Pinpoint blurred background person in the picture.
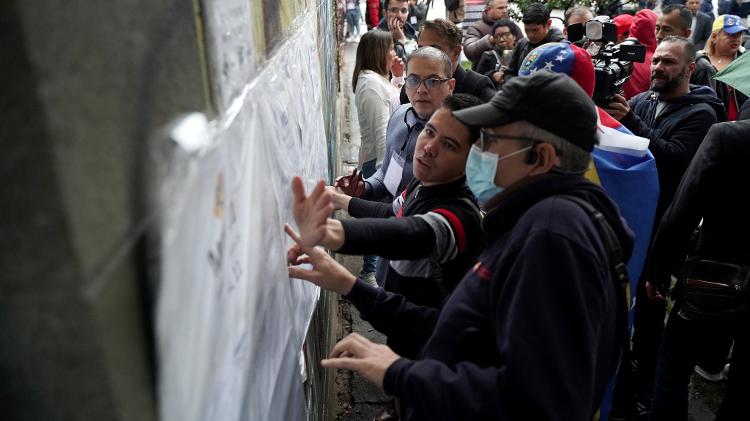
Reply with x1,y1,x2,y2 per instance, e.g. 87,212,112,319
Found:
695,15,749,121
564,6,594,40
462,0,509,68
475,19,522,88
505,2,564,80
685,0,713,49
345,0,363,42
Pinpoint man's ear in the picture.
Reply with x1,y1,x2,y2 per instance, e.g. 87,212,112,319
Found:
452,45,462,64
528,143,559,176
686,61,696,78
448,78,457,93
546,19,552,29
685,28,692,38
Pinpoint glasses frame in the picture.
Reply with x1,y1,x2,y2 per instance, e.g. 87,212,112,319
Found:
404,75,452,91
479,130,544,151
493,31,515,40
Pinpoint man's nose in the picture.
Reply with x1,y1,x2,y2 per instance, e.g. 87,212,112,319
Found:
423,139,437,155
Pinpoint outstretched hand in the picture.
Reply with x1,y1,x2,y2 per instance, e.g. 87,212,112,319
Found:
285,224,357,295
291,176,334,248
321,333,401,391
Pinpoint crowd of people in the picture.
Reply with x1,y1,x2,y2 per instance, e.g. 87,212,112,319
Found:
305,1,750,419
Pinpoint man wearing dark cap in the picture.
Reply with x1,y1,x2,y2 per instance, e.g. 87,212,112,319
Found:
287,72,634,420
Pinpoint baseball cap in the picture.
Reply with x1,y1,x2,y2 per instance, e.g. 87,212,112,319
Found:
452,72,598,152
712,15,749,34
613,14,635,38
518,41,595,97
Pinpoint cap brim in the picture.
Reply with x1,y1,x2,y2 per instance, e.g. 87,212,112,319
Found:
724,26,749,34
452,102,517,128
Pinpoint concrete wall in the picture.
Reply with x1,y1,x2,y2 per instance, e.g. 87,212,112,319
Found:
0,0,341,419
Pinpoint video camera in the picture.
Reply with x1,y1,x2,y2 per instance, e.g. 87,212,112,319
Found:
567,16,647,107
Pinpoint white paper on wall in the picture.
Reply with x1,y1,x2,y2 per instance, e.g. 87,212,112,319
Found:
156,11,329,421
201,0,257,113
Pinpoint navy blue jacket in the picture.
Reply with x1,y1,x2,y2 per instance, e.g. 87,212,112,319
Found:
621,85,724,221
346,174,634,420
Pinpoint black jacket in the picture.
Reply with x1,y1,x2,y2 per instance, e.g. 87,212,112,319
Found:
475,49,510,89
648,121,750,287
342,177,483,357
691,12,713,50
621,85,724,221
399,65,496,104
347,174,634,420
505,28,564,79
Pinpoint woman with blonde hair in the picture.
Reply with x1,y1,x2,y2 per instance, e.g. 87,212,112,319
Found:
695,15,749,120
351,29,403,284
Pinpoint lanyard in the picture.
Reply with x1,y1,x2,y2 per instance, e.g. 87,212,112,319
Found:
401,107,423,152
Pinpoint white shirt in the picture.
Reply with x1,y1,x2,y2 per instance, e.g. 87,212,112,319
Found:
354,70,402,168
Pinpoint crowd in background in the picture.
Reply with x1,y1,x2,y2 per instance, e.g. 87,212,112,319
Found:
309,1,750,420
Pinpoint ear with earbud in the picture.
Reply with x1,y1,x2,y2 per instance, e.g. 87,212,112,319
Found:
525,146,539,165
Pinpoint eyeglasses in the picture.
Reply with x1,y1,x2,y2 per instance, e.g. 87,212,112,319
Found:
479,130,544,151
404,75,451,90
494,32,514,40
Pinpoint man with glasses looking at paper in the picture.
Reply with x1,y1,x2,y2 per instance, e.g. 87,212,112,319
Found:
336,46,455,204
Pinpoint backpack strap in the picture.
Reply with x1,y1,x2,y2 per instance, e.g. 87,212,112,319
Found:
556,195,631,408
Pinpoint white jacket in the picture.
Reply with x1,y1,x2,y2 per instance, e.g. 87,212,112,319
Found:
354,70,402,168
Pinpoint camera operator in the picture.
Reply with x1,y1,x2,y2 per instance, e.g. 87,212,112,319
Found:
604,35,724,418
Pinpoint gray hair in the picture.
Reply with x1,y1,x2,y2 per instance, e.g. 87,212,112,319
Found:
565,6,594,22
407,46,453,78
517,121,593,173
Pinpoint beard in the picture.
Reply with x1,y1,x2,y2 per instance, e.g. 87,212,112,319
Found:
651,68,686,93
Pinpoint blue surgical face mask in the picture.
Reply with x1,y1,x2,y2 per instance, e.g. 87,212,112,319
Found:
466,144,532,207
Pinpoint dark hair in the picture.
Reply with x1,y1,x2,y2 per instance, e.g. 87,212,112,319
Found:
407,46,453,78
442,94,484,143
491,18,523,40
661,4,693,30
522,2,550,25
352,30,393,93
384,0,407,11
422,18,462,50
660,35,697,64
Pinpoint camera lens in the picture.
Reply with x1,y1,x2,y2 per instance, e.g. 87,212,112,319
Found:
585,20,603,41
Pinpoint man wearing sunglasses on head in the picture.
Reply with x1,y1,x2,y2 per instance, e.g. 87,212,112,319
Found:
336,47,455,205
289,72,634,420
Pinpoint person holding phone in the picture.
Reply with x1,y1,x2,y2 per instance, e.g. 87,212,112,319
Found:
475,19,522,88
